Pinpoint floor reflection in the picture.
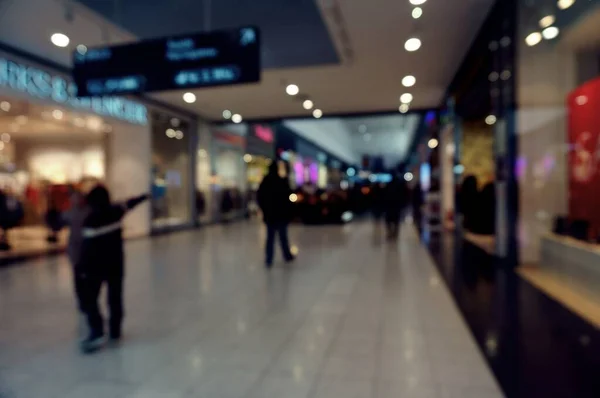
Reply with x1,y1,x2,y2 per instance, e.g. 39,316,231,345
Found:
425,230,600,398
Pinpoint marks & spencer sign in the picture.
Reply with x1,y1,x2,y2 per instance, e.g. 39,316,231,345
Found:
0,57,147,125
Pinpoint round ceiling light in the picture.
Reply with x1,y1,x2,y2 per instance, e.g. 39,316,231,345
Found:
542,26,560,40
166,128,176,138
409,0,427,5
222,110,232,119
358,124,367,134
404,37,422,52
557,0,575,10
525,32,542,47
402,75,416,87
175,130,184,140
400,93,413,103
313,109,323,119
286,84,299,96
428,138,439,149
485,115,497,125
0,101,10,112
412,7,423,19
52,109,63,120
51,33,70,47
539,15,555,29
303,99,314,110
232,114,243,123
183,92,196,103
1,133,10,143
399,104,410,113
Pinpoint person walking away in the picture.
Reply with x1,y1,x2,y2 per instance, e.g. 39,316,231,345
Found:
384,175,408,239
78,185,148,353
257,162,294,268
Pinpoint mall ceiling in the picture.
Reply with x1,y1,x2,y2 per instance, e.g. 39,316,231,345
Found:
0,0,495,121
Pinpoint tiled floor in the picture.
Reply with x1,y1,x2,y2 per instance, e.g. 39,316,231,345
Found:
0,221,503,398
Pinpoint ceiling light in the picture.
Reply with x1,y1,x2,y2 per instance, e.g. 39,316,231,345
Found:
73,117,86,127
170,118,180,127
232,114,243,123
399,104,410,113
405,37,422,52
412,7,423,19
542,26,560,40
222,110,232,119
539,15,555,28
243,154,253,163
76,44,87,55
0,101,10,112
557,0,575,10
166,128,176,138
303,100,314,110
51,33,70,47
525,32,542,46
175,130,184,140
404,172,414,182
52,109,63,120
359,124,367,134
409,0,427,5
485,115,497,125
402,75,416,87
313,109,323,119
400,93,413,103
183,92,196,103
428,138,439,149
286,84,299,96
15,115,28,124
1,133,10,143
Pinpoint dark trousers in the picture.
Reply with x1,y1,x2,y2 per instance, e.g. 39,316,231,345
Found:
386,211,402,239
80,273,124,338
266,223,293,265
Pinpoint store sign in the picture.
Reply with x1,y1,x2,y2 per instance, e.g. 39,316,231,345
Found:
254,125,274,143
72,26,260,96
0,57,148,125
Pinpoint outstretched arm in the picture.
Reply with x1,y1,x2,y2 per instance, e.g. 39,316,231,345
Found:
123,194,150,212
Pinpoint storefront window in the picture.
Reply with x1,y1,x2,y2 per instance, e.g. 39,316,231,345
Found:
517,0,600,262
150,112,192,229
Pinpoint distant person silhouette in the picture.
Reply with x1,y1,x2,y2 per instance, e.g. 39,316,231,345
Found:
257,162,294,268
78,185,148,353
384,175,408,239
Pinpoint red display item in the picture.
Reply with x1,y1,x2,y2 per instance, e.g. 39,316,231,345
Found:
567,76,600,238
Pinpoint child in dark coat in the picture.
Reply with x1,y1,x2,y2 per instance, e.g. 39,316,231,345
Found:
78,185,148,353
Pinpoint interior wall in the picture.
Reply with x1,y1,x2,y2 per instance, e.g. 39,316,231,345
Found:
13,135,105,183
106,122,151,238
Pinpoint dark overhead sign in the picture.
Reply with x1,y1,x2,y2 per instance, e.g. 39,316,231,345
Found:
72,26,261,96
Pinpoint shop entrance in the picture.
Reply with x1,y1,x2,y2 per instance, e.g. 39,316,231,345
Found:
0,97,110,251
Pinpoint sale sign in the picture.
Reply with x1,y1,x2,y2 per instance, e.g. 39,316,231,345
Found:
567,76,600,236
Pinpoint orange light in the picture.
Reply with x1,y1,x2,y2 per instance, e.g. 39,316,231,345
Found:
361,187,370,195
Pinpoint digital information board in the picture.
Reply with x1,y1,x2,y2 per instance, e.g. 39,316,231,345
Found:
72,26,260,96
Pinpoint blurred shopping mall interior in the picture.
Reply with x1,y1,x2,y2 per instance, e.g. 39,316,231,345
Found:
1,0,600,397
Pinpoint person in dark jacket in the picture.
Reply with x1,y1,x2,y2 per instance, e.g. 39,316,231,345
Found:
62,190,90,312
384,175,408,239
78,185,148,353
257,162,294,268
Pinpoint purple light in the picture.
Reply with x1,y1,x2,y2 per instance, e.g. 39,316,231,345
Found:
515,156,527,181
294,162,304,186
309,163,319,184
